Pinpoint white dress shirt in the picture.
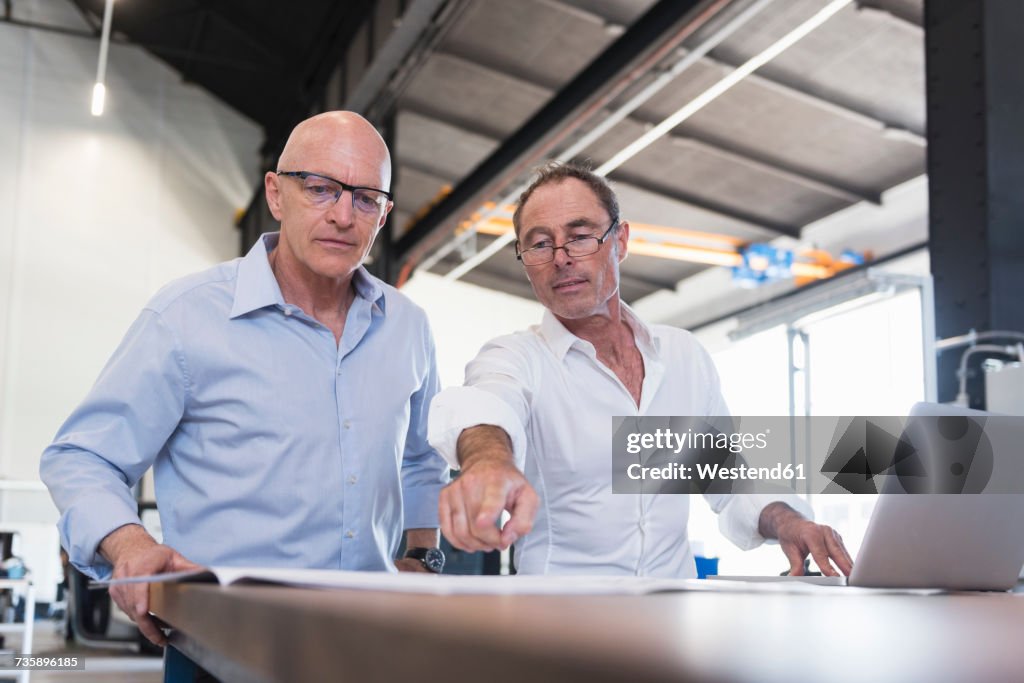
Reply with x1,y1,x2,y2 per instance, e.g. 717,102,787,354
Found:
429,305,812,577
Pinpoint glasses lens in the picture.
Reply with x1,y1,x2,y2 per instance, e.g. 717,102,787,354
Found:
352,189,388,215
564,236,599,257
518,247,549,265
302,175,342,206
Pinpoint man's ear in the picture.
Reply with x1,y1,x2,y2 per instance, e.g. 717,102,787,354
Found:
264,172,283,221
376,200,394,233
616,220,630,263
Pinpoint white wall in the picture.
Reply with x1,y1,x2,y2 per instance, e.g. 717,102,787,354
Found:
0,0,261,574
402,272,545,387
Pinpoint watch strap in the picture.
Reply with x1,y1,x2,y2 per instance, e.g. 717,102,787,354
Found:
404,547,444,573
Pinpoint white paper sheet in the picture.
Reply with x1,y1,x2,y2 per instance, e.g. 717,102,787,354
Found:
94,567,952,596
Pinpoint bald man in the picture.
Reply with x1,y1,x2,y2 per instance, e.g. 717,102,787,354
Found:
40,112,448,645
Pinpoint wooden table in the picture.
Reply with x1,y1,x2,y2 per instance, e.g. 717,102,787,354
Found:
150,581,1024,683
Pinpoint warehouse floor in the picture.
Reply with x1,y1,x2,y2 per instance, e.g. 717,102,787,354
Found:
2,620,161,683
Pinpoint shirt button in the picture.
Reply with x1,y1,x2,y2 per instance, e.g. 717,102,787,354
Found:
343,420,351,429
283,307,293,317
345,530,355,539
348,475,358,485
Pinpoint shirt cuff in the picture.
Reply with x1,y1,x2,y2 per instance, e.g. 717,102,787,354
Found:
717,493,815,551
59,497,143,581
428,386,527,470
403,482,444,530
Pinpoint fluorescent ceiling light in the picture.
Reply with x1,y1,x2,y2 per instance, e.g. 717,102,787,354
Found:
596,0,853,175
90,82,106,117
91,0,115,117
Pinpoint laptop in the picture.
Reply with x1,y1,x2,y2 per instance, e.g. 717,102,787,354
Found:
721,402,1024,591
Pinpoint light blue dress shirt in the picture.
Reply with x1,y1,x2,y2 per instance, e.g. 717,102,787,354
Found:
41,233,448,579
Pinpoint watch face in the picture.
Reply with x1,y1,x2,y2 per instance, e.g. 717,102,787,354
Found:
424,547,445,573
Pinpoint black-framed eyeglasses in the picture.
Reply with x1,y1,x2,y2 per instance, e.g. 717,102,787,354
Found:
277,170,393,216
515,220,619,267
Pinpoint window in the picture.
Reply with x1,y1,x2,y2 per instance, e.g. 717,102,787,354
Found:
690,271,933,575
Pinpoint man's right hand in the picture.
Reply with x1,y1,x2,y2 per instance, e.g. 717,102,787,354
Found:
439,425,539,552
99,524,201,646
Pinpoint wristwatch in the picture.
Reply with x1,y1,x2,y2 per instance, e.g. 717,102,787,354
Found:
404,547,445,574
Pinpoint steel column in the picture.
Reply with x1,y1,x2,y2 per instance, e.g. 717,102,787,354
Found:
925,0,1024,406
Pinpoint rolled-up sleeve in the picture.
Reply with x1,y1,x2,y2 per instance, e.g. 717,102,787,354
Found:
705,492,815,551
428,339,533,470
400,326,450,530
696,341,815,550
39,309,188,580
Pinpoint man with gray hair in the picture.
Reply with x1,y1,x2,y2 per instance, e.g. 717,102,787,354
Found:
429,162,852,577
41,112,448,645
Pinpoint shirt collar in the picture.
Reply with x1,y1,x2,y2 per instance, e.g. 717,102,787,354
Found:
538,301,661,362
230,232,386,319
230,233,284,318
352,264,386,316
622,303,661,357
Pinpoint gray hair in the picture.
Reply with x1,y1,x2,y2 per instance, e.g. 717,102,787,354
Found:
512,162,620,236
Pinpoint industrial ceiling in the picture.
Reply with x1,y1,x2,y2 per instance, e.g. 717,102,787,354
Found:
50,0,926,306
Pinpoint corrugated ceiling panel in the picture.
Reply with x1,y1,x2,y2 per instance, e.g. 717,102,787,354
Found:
440,0,618,88
400,53,550,139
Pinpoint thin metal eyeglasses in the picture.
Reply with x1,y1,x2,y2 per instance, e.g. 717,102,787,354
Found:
515,220,619,266
277,170,393,216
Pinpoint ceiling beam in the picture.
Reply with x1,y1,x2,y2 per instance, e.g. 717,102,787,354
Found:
534,0,612,25
262,0,375,156
449,261,677,301
345,0,450,116
397,158,461,185
855,1,922,29
181,8,210,83
615,269,680,294
197,0,284,62
413,97,880,205
66,0,100,33
393,0,733,275
3,8,268,72
668,135,881,204
399,94,515,143
609,169,804,238
398,53,881,206
0,13,94,38
540,0,638,30
702,53,927,143
397,105,817,237
454,268,538,302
